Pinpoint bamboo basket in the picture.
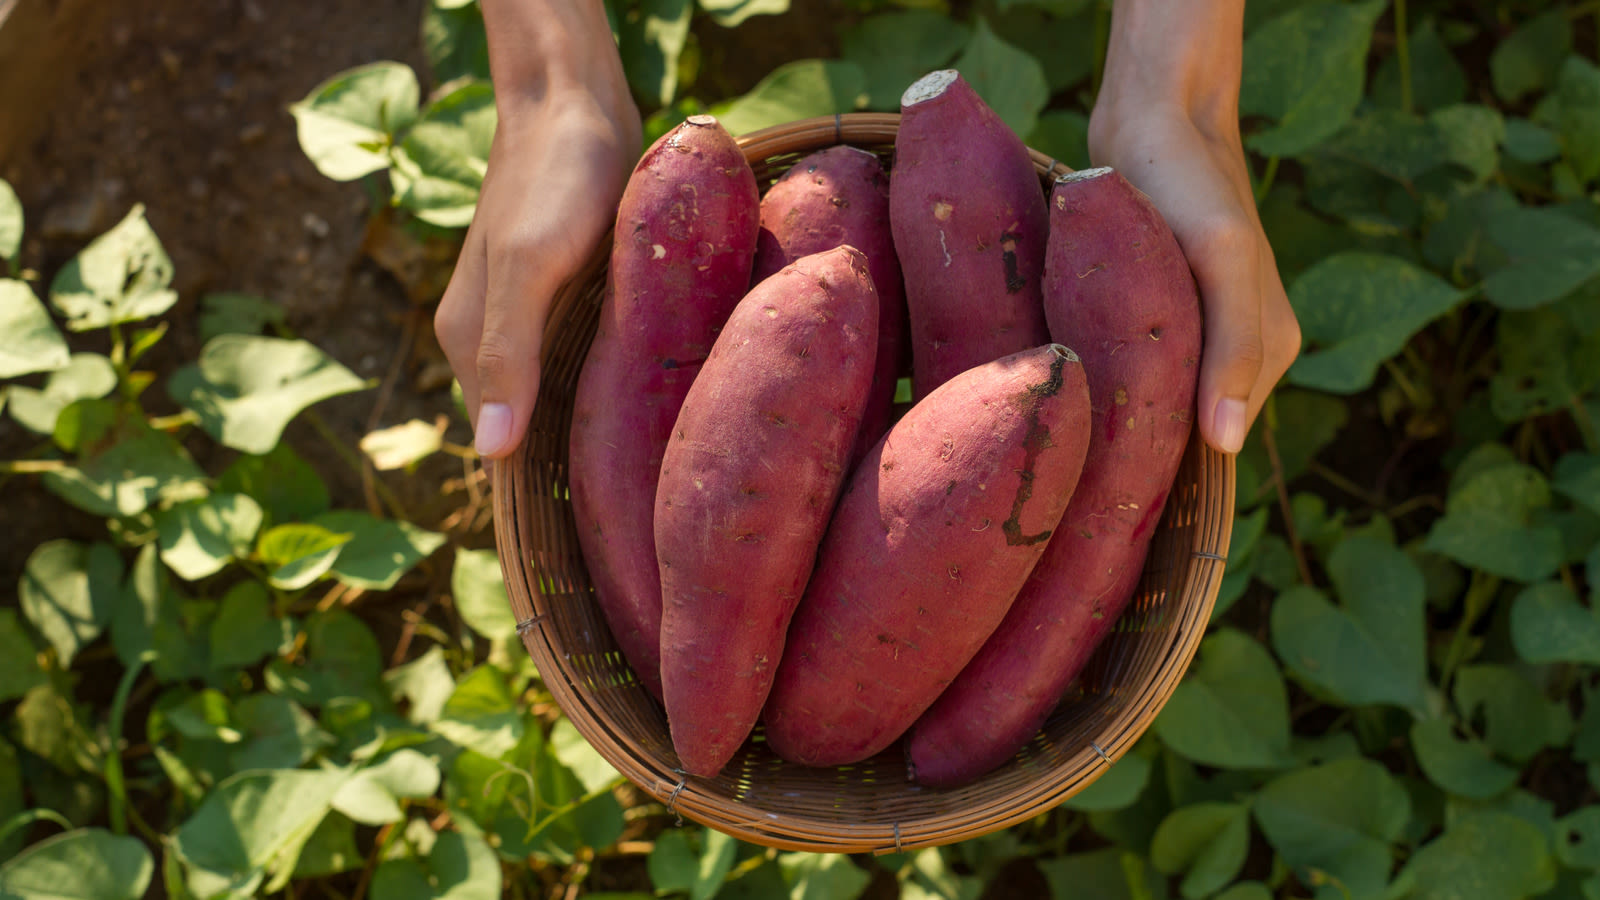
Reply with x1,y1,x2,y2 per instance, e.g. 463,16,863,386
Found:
490,113,1234,855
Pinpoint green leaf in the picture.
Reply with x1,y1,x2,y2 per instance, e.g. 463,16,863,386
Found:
18,539,121,667
1489,9,1573,105
1410,718,1521,800
0,611,46,703
218,440,331,527
1026,110,1091,171
1149,802,1251,899
1254,758,1411,900
1398,813,1557,900
1510,581,1600,666
1153,629,1295,769
1557,452,1600,518
1504,118,1563,165
1270,536,1428,712
1239,0,1384,157
313,510,447,591
360,418,444,470
229,694,335,772
47,204,177,331
647,829,697,895
779,852,872,900
452,546,516,642
1423,460,1566,582
711,59,866,137
169,334,368,455
987,4,1096,94
0,828,153,899
291,61,420,181
1286,252,1467,393
1213,885,1273,900
264,609,386,708
1432,104,1506,183
385,646,456,726
1371,18,1467,113
1559,57,1600,185
257,523,352,591
391,81,497,229
331,749,441,825
696,0,787,28
1557,807,1600,869
1038,847,1168,900
550,718,622,795
209,581,292,670
1453,664,1572,763
51,397,118,455
156,493,265,582
0,279,69,379
840,11,970,110
422,0,490,84
431,664,523,758
1318,109,1450,181
1482,206,1600,311
113,544,209,682
369,829,500,900
1062,750,1154,812
950,17,1050,138
198,292,286,343
618,0,692,108
165,688,240,743
7,352,116,435
172,768,350,898
0,178,20,269
1489,299,1600,422
292,813,362,879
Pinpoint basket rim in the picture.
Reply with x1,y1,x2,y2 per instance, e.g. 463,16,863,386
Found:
489,111,1235,854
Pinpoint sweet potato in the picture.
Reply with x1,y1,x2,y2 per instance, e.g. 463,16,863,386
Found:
905,167,1201,789
761,343,1092,768
655,245,880,777
568,115,760,701
890,69,1051,400
753,145,907,464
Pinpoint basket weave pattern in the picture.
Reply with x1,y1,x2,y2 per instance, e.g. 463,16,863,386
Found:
491,113,1235,854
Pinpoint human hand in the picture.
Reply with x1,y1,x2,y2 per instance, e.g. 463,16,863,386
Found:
434,3,641,459
1088,0,1301,455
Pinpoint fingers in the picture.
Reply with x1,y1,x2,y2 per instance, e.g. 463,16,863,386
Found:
1184,212,1267,455
473,225,559,459
435,221,489,428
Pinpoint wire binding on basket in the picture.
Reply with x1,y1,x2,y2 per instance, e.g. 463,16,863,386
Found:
488,111,1236,856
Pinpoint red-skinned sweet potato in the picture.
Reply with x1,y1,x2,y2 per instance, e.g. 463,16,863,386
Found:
761,343,1092,768
656,245,880,778
890,69,1051,400
568,115,760,701
753,146,907,464
905,166,1201,789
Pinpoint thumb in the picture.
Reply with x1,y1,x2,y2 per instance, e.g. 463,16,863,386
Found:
1187,220,1265,456
472,244,554,459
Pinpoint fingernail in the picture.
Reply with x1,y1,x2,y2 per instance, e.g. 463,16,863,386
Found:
475,403,513,457
1213,397,1248,455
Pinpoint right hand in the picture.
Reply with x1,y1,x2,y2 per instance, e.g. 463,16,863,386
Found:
435,80,641,459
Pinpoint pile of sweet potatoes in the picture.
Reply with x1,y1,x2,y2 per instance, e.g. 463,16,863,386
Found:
566,72,1201,788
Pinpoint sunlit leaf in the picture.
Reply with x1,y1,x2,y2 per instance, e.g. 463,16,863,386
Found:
256,523,351,590
156,493,265,582
391,81,497,228
169,334,368,455
384,646,455,726
369,829,500,900
0,178,21,269
18,539,121,667
0,828,153,900
331,749,441,825
840,11,970,110
452,546,516,642
0,279,69,378
696,0,787,28
360,418,444,470
7,352,117,435
291,61,419,181
314,510,446,591
779,851,873,900
48,204,177,331
619,0,693,108
431,664,522,758
172,768,350,898
711,59,866,136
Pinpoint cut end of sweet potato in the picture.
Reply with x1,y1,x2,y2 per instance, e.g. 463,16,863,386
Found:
1056,166,1114,185
902,69,960,107
1047,343,1079,363
685,114,719,127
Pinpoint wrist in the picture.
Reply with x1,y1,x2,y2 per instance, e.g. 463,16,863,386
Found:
481,0,633,123
1089,0,1245,156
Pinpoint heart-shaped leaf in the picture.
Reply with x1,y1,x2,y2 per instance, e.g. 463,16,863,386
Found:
1254,757,1409,900
1454,664,1573,763
0,828,153,900
1287,252,1467,393
390,81,496,228
264,609,385,709
1270,536,1428,712
1511,581,1600,665
1560,57,1600,185
257,523,352,591
711,59,866,136
618,0,693,108
451,546,516,642
1482,206,1600,311
209,581,293,671
369,829,500,900
291,61,419,181
1371,19,1467,113
228,694,335,773
1153,629,1295,770
7,352,117,435
1422,460,1566,583
156,493,265,582
18,539,121,667
0,279,69,379
384,646,455,726
1411,718,1521,800
113,544,209,682
48,204,177,331
198,292,287,343
172,768,351,898
169,334,368,455
951,17,1050,138
218,440,331,527
1240,0,1385,157
1398,813,1557,900
1150,802,1251,899
1489,9,1572,104
332,749,441,825
840,11,970,111
43,425,208,519
431,664,523,759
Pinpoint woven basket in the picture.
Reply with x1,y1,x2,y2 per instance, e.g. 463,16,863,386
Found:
490,113,1234,855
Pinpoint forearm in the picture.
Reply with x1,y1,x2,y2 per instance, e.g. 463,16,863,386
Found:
1090,0,1245,150
480,0,629,117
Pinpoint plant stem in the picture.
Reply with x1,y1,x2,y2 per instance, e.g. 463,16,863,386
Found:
105,655,150,836
302,409,411,521
147,410,200,431
0,459,67,474
1571,393,1600,453
0,809,75,847
1254,155,1281,205
1395,0,1413,114
1262,424,1316,586
1440,571,1502,693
